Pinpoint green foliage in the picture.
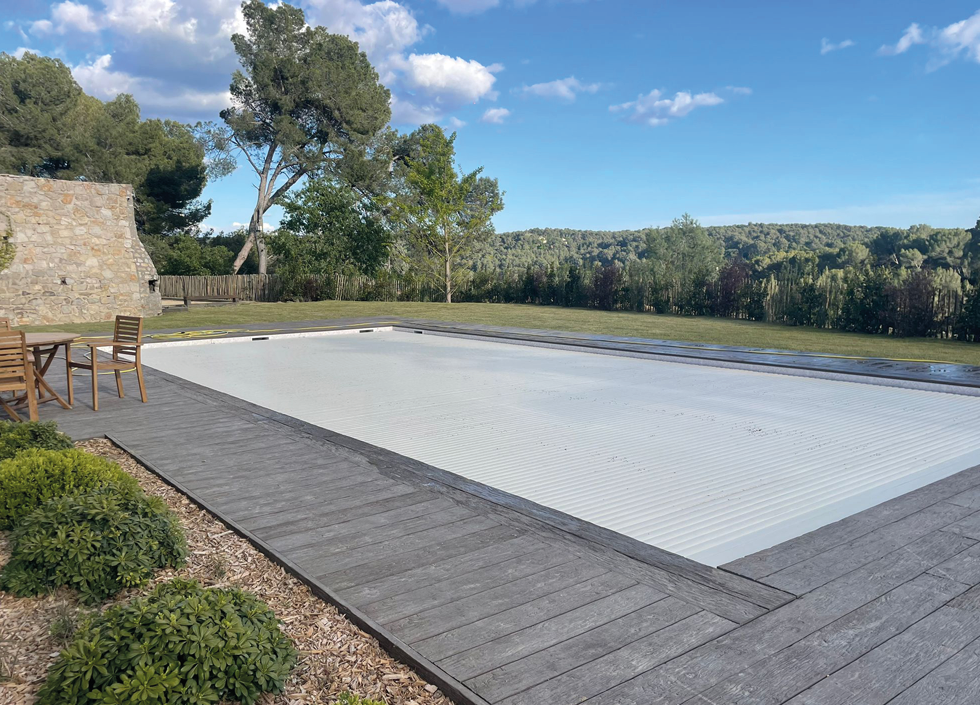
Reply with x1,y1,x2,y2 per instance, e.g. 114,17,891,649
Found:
0,489,187,603
0,420,73,461
0,52,211,238
0,449,139,530
335,694,385,705
0,211,15,274
271,177,390,297
204,0,392,273
38,579,296,705
386,125,504,302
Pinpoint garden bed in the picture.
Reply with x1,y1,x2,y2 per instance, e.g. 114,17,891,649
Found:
0,438,453,705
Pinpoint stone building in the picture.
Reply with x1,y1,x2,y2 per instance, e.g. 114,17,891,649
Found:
0,174,161,325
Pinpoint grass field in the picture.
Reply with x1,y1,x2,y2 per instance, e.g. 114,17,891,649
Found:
23,300,980,366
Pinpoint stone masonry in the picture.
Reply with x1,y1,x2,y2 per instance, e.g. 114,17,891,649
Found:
0,174,162,325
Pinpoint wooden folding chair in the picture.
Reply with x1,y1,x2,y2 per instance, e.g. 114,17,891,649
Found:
0,318,10,331
67,315,147,412
0,331,38,422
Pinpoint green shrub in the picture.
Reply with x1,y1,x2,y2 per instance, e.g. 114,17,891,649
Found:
0,421,73,461
0,448,139,529
38,579,296,705
0,489,187,603
335,694,386,705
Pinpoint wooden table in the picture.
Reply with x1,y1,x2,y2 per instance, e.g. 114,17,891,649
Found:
24,332,79,409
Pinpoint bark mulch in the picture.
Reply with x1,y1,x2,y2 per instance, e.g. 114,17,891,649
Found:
0,439,454,705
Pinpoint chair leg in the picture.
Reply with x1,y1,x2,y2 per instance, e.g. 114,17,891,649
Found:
25,367,38,422
0,398,22,422
136,363,147,403
66,344,74,407
115,370,124,398
91,357,99,412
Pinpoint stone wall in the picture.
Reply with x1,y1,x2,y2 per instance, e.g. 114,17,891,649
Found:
0,174,162,325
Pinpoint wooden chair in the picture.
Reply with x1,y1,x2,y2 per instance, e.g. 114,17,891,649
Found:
0,331,38,422
0,318,10,331
67,316,147,411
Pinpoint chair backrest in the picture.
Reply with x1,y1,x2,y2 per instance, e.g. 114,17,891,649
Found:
0,318,10,331
113,316,143,358
0,331,30,390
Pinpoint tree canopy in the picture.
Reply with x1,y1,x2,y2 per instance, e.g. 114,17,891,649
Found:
385,125,504,303
202,0,392,274
0,52,210,237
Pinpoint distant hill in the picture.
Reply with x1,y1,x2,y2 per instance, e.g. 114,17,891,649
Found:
470,223,888,271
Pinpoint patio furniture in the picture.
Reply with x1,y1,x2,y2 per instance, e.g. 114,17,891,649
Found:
0,318,10,331
0,331,38,422
67,316,147,411
24,332,79,410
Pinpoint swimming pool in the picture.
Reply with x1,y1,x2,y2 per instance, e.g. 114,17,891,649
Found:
141,328,980,566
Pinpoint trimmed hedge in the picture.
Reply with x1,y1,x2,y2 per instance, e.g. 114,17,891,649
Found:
0,420,73,461
0,448,139,529
0,489,187,603
38,579,296,705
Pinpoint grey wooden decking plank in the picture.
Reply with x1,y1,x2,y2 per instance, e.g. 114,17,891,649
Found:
318,524,525,591
338,535,548,606
417,572,640,662
467,596,700,702
761,502,975,595
215,477,399,519
498,611,735,705
240,483,420,532
176,453,364,490
298,515,501,576
582,529,979,705
387,559,609,644
886,637,980,705
784,602,980,705
943,512,980,541
288,505,479,563
724,465,980,580
365,547,580,625
681,572,968,705
930,543,980,586
254,490,440,541
442,583,668,681
265,497,458,551
948,485,980,510
199,465,378,504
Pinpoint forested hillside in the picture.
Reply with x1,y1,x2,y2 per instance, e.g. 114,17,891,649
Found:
471,223,892,271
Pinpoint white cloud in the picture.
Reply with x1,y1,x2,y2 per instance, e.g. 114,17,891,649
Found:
11,47,33,59
233,220,277,232
820,37,855,54
518,76,602,101
879,23,925,56
29,19,54,35
480,107,511,124
396,53,501,103
726,85,752,95
879,12,980,69
610,89,724,127
446,116,467,128
71,53,230,114
51,1,100,33
435,0,500,14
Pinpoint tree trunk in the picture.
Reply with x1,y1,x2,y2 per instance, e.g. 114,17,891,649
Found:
231,201,266,274
444,233,452,304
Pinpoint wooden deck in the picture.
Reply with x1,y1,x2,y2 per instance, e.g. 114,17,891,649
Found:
35,322,980,705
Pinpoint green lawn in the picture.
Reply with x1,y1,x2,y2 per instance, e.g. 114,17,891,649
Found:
22,300,980,366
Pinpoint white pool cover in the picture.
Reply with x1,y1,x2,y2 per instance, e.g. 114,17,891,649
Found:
142,330,980,566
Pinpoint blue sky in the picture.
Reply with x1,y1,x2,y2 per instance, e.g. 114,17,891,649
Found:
3,0,980,233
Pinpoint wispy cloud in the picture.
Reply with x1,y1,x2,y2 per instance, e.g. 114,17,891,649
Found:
517,76,603,101
820,37,855,54
879,11,980,70
610,89,725,127
481,107,511,124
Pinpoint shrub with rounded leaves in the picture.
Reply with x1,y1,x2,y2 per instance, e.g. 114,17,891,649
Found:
0,489,187,603
38,579,297,705
0,448,139,529
0,420,73,460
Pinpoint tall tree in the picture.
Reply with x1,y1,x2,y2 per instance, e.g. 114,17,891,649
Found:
0,52,210,237
386,125,504,303
643,214,723,286
205,0,391,274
